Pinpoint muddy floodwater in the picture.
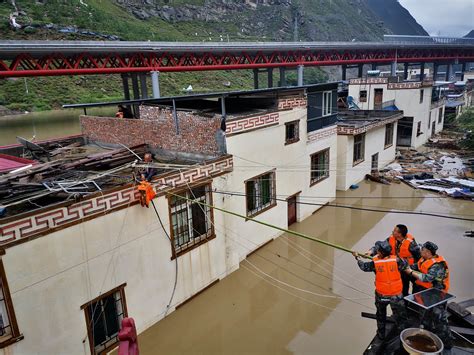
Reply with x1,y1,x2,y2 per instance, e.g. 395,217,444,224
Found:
0,108,115,145
135,181,473,354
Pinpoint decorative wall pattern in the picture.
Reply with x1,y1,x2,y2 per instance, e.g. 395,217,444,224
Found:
226,112,279,137
306,125,337,143
0,156,233,248
337,115,402,135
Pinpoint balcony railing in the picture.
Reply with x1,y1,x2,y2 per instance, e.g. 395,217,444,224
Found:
307,114,337,133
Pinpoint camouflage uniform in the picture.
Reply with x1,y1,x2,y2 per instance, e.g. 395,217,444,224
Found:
357,258,408,339
411,261,452,348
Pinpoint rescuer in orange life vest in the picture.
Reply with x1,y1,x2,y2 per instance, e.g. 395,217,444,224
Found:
404,241,452,349
367,224,421,296
354,241,408,340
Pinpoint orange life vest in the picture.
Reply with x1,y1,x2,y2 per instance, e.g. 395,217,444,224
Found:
415,255,450,291
137,180,156,207
373,255,403,296
388,233,415,265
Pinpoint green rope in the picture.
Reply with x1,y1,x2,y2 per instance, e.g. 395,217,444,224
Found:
166,191,372,260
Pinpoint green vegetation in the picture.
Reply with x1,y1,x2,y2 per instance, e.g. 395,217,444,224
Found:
458,108,474,150
0,0,382,111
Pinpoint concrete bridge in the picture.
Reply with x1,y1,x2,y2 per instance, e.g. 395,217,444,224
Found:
1,35,473,98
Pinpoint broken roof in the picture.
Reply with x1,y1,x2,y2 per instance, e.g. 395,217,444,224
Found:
337,110,403,135
0,136,205,218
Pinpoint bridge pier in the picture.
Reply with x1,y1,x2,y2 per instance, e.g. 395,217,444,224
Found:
131,73,141,118
140,74,148,99
446,63,454,81
342,65,347,81
279,67,287,87
297,65,304,86
433,63,439,81
419,62,425,81
460,62,466,81
121,73,131,101
404,63,409,80
267,68,273,88
390,61,397,77
253,69,259,89
151,71,161,98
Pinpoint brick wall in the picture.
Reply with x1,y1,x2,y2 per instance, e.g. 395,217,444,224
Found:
80,106,222,156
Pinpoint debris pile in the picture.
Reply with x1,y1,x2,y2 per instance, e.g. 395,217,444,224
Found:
378,146,474,199
0,138,148,217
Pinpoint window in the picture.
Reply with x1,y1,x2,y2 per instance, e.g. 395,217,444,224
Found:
359,90,367,102
82,284,127,355
428,112,431,128
310,149,330,185
419,89,424,104
438,107,443,123
285,120,300,145
322,91,332,116
416,121,422,136
353,133,365,165
0,259,22,348
246,171,276,217
384,123,394,148
169,184,215,257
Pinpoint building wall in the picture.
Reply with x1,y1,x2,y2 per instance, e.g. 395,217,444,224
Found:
80,107,221,156
1,177,233,355
348,83,432,148
224,107,337,261
336,123,398,191
429,104,446,136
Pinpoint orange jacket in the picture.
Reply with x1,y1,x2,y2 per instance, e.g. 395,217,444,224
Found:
373,255,403,296
138,181,156,207
388,233,415,265
415,255,450,291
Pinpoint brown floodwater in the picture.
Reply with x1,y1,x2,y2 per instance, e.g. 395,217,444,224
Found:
0,108,115,146
134,181,474,354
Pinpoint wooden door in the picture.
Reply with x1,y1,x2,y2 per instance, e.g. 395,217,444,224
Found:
287,196,297,226
371,153,379,174
374,89,383,109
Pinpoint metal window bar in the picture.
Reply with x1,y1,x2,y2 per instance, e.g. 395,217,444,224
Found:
247,173,275,216
89,291,125,354
0,282,12,337
170,186,213,254
311,150,330,183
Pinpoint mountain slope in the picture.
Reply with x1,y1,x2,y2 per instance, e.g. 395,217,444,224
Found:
0,0,425,112
464,30,474,38
366,0,428,36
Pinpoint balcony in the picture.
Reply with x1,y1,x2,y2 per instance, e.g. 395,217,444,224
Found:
307,114,337,132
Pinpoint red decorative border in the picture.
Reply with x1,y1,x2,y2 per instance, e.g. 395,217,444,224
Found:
307,126,337,143
0,156,233,248
278,97,307,110
226,112,279,137
337,114,402,136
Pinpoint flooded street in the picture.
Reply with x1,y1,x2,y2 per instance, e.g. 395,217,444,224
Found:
137,181,473,354
0,108,114,145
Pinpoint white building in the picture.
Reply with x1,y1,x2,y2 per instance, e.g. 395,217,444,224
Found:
348,78,445,149
0,84,340,354
336,110,402,191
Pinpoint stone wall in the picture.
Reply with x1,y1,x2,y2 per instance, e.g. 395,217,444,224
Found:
80,105,222,156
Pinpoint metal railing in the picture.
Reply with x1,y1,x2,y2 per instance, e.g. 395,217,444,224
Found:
384,35,474,45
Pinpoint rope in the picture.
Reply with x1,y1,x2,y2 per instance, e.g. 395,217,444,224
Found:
163,188,372,259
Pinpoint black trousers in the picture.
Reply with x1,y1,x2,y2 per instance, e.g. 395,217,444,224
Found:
401,271,411,297
375,292,408,339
